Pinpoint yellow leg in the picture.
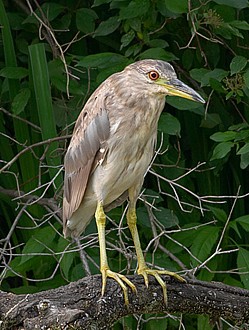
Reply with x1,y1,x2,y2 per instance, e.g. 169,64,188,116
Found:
127,206,185,305
95,202,136,305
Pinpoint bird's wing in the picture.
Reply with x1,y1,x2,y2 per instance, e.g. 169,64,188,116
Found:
63,90,110,228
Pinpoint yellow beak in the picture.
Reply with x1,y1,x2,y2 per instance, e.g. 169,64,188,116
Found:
158,78,205,103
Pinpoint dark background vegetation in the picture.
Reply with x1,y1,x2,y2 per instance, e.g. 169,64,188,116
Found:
0,0,249,328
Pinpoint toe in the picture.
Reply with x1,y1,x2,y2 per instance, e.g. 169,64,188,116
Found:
153,272,167,305
101,270,107,296
111,272,129,305
101,269,137,305
119,274,137,293
138,269,149,287
158,270,186,283
138,268,185,306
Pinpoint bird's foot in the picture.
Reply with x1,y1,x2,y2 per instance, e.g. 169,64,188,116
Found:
101,268,137,305
138,267,186,305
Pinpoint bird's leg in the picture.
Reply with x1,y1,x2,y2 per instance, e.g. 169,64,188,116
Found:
95,201,136,305
127,203,185,305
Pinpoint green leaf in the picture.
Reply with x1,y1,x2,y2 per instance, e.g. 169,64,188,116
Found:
77,53,128,69
19,226,57,265
164,0,188,13
210,131,237,142
225,90,234,100
128,18,141,32
229,221,241,238
11,88,31,115
200,113,222,129
237,248,249,289
233,215,249,232
120,30,135,49
40,2,65,21
0,0,38,193
243,69,249,89
125,44,142,57
139,48,178,61
7,12,26,30
207,206,227,222
240,152,249,169
229,123,249,131
0,66,28,79
210,141,234,161
76,8,98,33
230,56,248,75
230,20,249,30
70,263,85,281
213,0,248,9
55,13,71,30
29,43,62,187
234,130,249,142
119,0,150,19
166,96,203,110
58,237,75,280
201,69,229,87
154,207,179,228
191,226,219,267
158,113,181,136
237,143,249,155
23,2,65,23
137,207,150,228
209,78,226,93
190,68,209,83
147,39,169,48
197,315,213,330
93,0,111,6
95,16,120,36
96,63,128,83
218,22,244,39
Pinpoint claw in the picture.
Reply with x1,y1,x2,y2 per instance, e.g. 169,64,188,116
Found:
138,268,185,305
101,268,137,305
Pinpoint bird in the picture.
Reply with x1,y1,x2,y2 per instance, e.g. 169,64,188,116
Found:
63,59,205,305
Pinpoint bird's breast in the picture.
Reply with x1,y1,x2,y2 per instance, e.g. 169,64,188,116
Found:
91,93,165,204
93,132,156,205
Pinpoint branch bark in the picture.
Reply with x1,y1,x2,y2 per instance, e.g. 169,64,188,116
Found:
1,275,249,329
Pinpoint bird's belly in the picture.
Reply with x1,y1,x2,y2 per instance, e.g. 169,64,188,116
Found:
92,135,155,205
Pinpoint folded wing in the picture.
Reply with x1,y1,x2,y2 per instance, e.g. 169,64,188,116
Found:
63,93,110,232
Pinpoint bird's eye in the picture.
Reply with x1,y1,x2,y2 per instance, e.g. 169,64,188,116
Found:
148,71,159,80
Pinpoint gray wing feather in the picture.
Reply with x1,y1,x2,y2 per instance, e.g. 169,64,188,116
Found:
63,93,110,230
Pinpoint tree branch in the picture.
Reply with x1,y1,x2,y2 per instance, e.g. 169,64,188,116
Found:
1,275,249,329
0,186,61,217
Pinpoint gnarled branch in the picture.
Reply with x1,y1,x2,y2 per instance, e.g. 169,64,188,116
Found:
1,275,249,329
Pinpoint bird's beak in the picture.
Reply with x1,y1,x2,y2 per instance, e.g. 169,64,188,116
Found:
158,78,205,103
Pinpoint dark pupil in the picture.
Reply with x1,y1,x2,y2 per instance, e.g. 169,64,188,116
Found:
151,72,157,79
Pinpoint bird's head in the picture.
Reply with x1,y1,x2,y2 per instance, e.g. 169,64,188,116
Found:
125,59,205,104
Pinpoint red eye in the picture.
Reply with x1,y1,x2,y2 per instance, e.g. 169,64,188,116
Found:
148,71,159,80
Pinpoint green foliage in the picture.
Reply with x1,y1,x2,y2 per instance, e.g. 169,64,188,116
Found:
158,113,181,136
190,226,220,267
230,55,248,75
0,0,249,328
29,43,63,186
237,248,249,289
210,123,249,168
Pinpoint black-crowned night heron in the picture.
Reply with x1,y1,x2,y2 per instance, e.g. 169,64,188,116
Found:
63,59,205,305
